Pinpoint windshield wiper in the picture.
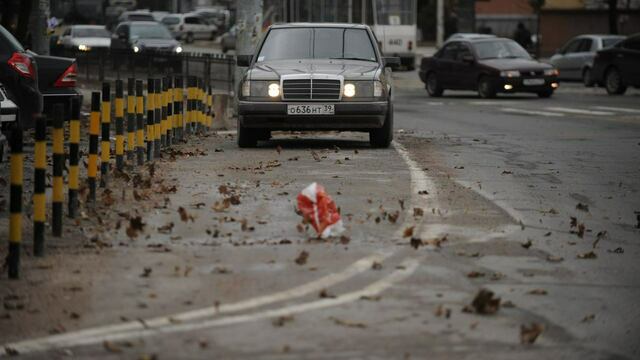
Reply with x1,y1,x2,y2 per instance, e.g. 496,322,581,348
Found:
329,57,376,62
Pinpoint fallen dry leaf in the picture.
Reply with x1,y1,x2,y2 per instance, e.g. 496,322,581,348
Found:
581,314,595,323
577,251,597,259
294,250,309,265
521,240,532,249
464,289,500,315
178,207,194,222
520,323,544,344
403,226,414,238
576,203,589,212
467,271,485,278
126,216,145,238
413,208,424,217
140,267,152,278
272,315,294,327
339,235,351,245
158,222,174,234
329,316,367,329
103,341,122,353
319,289,336,298
410,237,422,249
527,289,548,295
546,255,564,263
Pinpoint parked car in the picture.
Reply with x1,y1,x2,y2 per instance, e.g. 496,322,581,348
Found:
111,21,183,54
419,37,559,98
108,10,156,31
0,83,19,161
57,25,111,53
161,13,218,43
591,33,640,95
445,33,496,43
0,25,78,129
237,23,399,148
220,25,236,53
549,34,625,86
193,7,231,32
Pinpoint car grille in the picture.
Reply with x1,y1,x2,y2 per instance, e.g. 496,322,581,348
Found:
522,70,544,77
282,79,341,101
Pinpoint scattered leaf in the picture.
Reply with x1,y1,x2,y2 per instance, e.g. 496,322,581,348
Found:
319,289,336,298
546,255,564,263
520,323,544,344
521,240,532,249
140,267,152,278
294,250,309,265
178,207,195,222
576,203,589,212
464,289,500,315
410,237,422,249
467,271,485,278
126,216,145,238
577,251,597,259
581,314,595,323
158,222,174,234
403,226,414,238
272,315,294,327
413,208,424,217
527,289,548,295
329,316,366,329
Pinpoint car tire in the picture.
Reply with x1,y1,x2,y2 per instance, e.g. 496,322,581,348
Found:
537,89,554,98
222,47,228,54
478,76,496,99
582,68,595,87
210,31,216,41
237,116,257,148
370,103,393,148
605,67,627,95
186,33,194,44
426,72,443,97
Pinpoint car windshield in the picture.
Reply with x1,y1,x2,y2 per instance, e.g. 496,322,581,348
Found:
130,24,173,40
74,28,110,38
128,14,155,21
161,16,180,25
257,28,377,62
473,40,531,60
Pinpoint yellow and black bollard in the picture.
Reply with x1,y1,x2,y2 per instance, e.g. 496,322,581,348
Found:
88,92,100,201
174,76,183,141
208,85,214,129
154,78,161,157
146,78,155,162
161,77,168,147
33,115,46,255
187,76,195,135
127,78,136,163
196,78,203,133
115,79,124,171
166,77,173,146
68,97,81,218
100,82,111,187
52,104,65,237
7,126,23,278
136,80,145,166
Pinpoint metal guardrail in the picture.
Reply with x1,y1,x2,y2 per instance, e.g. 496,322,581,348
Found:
55,48,235,93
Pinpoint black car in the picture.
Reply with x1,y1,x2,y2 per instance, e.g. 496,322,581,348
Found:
236,23,399,148
419,37,559,98
0,25,78,129
111,21,183,69
592,33,640,95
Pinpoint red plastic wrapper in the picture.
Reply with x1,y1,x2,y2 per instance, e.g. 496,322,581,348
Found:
297,182,344,238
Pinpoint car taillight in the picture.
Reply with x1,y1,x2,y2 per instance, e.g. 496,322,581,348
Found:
7,52,35,78
408,41,413,51
54,62,77,87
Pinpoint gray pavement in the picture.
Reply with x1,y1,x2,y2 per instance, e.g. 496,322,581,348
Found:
1,69,639,359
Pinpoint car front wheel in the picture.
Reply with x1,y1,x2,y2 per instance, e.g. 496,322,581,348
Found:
370,103,393,148
478,76,496,99
605,67,627,95
426,73,443,97
237,116,257,148
582,68,595,87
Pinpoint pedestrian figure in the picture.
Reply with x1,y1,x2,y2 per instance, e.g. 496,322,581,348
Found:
513,22,532,49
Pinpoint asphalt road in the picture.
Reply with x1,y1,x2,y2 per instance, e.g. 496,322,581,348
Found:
1,71,639,359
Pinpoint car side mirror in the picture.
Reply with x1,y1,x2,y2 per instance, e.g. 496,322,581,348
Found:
237,54,253,67
462,54,475,63
383,57,401,68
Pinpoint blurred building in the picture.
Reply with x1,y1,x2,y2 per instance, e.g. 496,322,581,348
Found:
475,0,536,38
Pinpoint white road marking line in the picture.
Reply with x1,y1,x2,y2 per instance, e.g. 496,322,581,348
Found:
393,142,440,238
1,252,392,354
4,259,419,355
427,102,444,106
501,108,564,117
593,106,640,114
545,107,615,116
469,101,505,106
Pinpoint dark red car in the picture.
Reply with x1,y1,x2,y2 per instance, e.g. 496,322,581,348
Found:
592,33,640,95
419,37,559,98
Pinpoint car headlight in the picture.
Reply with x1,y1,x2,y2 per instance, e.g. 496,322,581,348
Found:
133,45,141,53
544,68,559,76
500,70,521,78
268,83,280,97
241,80,251,97
78,44,90,51
175,46,183,54
343,83,356,97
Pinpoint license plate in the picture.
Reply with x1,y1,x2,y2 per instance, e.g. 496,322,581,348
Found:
287,104,335,115
523,78,545,86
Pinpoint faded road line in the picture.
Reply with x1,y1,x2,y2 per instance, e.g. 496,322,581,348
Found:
545,107,615,116
593,106,640,114
3,258,419,355
502,108,565,117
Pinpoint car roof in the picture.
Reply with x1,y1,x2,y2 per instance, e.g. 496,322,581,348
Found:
72,25,106,29
450,36,512,44
270,22,369,29
118,21,162,27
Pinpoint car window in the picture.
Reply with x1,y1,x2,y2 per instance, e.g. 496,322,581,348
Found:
0,25,25,54
63,28,71,36
563,39,582,54
602,37,624,48
185,17,199,25
473,40,530,60
162,16,180,25
439,43,458,60
116,25,129,38
128,14,154,21
578,39,593,52
257,28,377,62
457,44,473,61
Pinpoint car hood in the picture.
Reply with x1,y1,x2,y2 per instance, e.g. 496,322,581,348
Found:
134,38,179,49
248,60,380,81
478,58,552,71
71,37,111,48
